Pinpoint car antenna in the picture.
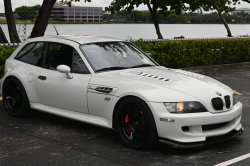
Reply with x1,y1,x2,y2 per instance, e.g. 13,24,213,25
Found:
53,25,59,35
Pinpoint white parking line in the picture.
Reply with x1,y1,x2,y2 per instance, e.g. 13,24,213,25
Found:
214,153,250,166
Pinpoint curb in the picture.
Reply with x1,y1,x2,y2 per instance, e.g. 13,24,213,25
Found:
180,62,250,73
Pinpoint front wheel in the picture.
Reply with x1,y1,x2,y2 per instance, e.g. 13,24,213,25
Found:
115,97,158,149
3,77,31,117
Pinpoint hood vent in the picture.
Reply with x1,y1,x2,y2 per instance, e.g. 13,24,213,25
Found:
138,72,169,81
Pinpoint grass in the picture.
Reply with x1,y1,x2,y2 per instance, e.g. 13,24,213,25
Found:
0,19,34,24
15,20,34,24
0,19,7,24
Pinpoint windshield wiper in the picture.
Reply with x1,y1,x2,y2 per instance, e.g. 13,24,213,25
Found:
130,64,154,68
95,67,128,72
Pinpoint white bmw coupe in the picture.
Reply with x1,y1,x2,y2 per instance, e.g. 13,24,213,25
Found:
0,35,244,149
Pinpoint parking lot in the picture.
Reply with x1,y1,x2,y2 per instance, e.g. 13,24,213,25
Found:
0,66,250,166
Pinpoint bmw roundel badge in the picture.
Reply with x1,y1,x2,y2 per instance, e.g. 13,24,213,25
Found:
216,91,222,96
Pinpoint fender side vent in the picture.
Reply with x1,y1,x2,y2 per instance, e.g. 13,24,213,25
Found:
95,87,113,93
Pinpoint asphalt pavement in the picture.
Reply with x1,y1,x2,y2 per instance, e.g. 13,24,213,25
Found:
1,66,250,166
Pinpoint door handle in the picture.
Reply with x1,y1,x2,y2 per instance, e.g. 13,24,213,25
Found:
38,76,46,80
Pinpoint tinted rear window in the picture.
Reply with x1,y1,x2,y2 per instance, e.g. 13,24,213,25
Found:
15,42,44,66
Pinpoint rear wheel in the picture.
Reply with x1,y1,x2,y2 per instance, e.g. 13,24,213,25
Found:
3,77,31,117
115,97,158,149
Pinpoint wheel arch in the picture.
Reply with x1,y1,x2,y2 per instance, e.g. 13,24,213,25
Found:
112,95,152,130
2,75,30,101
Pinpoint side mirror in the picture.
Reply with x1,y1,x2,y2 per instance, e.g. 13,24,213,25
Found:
56,65,73,79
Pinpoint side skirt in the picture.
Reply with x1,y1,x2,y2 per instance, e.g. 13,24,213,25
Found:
30,102,113,129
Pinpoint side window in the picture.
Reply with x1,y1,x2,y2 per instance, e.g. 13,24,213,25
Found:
72,50,90,74
46,43,73,70
46,43,90,74
15,42,44,66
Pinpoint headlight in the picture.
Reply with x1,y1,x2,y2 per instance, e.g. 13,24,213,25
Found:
233,93,239,105
164,102,208,113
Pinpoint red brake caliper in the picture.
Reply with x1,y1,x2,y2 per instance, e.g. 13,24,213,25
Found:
125,114,131,134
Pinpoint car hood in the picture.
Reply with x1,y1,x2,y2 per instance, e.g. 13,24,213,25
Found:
90,66,233,107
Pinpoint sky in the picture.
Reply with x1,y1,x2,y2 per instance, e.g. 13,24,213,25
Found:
0,0,250,13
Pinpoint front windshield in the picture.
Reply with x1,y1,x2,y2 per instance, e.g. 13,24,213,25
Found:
80,42,156,72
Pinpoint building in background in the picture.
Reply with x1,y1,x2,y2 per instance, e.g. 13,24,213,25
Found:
232,8,250,15
50,2,103,22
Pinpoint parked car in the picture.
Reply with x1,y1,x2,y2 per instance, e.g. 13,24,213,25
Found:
0,35,244,149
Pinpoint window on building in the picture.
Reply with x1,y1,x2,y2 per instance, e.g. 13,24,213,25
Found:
82,12,87,15
75,12,80,15
82,16,87,18
94,12,99,15
75,8,80,11
94,20,99,22
69,12,74,15
82,8,87,11
88,12,93,15
69,16,74,18
75,16,80,18
64,12,68,14
51,12,64,14
15,42,44,67
88,20,93,22
53,8,64,10
68,8,74,11
94,9,99,11
94,16,99,18
88,16,93,18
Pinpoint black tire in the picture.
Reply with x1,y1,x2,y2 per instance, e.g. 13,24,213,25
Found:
3,77,31,117
115,97,158,149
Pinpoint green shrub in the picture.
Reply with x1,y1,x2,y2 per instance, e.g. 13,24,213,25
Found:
0,38,250,78
132,38,250,68
0,46,17,78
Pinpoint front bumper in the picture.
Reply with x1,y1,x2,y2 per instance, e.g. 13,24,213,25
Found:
147,101,243,145
159,126,244,148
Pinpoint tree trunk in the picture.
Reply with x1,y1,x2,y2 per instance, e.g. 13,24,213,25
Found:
211,0,232,37
0,26,9,43
30,0,56,38
3,0,21,43
146,2,163,39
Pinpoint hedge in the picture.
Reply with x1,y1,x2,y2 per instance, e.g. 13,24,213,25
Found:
0,46,17,78
132,38,250,68
0,38,250,78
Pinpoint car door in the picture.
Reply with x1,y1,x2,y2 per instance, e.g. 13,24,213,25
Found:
35,42,91,114
14,42,46,103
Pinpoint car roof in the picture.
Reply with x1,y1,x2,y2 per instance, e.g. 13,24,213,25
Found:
31,35,124,44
